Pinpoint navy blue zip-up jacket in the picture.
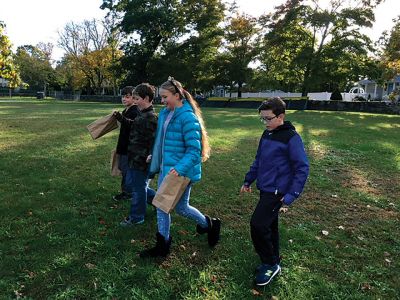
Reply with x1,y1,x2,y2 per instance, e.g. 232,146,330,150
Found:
244,121,309,205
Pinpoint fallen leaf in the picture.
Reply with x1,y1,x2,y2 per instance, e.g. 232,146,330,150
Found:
383,251,390,257
178,230,189,235
39,192,44,196
331,194,338,198
99,218,106,225
338,226,345,230
27,211,33,216
315,236,321,240
322,230,329,236
360,282,371,291
179,244,186,250
211,275,217,283
279,207,288,213
14,290,23,298
251,289,262,296
199,287,207,294
384,258,392,264
289,239,293,243
85,263,96,269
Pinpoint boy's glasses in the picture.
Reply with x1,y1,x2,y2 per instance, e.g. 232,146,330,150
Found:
260,115,277,123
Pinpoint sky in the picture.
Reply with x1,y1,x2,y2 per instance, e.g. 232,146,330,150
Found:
0,0,399,61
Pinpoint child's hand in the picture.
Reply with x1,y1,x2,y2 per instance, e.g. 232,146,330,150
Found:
113,110,122,121
169,168,179,176
146,155,152,163
240,185,252,193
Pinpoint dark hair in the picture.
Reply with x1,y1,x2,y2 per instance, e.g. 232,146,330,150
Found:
121,86,134,96
258,97,286,115
160,78,210,162
134,83,155,102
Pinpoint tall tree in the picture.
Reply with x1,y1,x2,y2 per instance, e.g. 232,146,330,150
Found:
0,21,21,90
14,44,55,94
380,16,400,80
259,0,383,95
101,0,225,89
221,14,259,98
58,19,122,94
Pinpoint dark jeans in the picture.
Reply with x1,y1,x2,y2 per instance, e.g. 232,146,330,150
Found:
250,191,283,265
127,168,156,222
118,154,131,194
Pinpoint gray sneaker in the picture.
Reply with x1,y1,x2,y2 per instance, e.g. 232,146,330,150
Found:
120,217,144,227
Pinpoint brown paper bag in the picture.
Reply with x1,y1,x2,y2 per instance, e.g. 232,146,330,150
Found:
152,173,190,213
87,113,118,140
110,149,122,177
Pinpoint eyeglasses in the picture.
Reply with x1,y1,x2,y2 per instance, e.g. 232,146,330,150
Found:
260,115,277,123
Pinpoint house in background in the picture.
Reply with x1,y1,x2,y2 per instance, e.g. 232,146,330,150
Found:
356,75,400,100
0,77,9,87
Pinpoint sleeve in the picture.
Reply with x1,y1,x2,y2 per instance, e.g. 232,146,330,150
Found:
144,116,158,154
173,114,202,176
283,134,309,205
117,114,135,126
243,139,262,187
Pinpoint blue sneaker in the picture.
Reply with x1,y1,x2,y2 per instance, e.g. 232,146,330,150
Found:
120,217,144,227
255,264,281,286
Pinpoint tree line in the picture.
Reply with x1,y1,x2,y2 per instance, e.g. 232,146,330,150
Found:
1,0,399,97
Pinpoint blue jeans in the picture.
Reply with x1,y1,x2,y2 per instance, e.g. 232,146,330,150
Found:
156,172,208,239
118,155,131,194
127,168,156,222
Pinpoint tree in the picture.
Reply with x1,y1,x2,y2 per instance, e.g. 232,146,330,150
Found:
380,16,400,80
14,43,55,94
101,0,226,89
0,21,21,91
58,19,122,94
220,14,259,98
259,0,383,95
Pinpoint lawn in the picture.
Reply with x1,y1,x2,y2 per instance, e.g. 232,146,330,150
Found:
0,99,399,299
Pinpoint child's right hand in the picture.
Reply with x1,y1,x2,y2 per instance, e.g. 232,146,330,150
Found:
146,155,152,163
240,185,252,193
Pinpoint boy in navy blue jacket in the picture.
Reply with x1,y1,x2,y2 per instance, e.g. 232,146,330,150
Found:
240,97,309,286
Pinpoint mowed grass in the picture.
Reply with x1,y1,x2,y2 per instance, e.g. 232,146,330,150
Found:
0,99,399,299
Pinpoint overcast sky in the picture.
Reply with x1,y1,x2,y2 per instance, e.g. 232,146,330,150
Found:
1,0,399,61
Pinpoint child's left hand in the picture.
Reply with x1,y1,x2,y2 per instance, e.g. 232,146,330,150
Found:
169,168,179,176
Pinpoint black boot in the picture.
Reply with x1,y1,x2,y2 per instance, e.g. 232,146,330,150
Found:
139,232,172,258
198,215,221,247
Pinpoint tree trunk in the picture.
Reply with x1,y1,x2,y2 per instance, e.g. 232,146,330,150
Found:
238,81,243,98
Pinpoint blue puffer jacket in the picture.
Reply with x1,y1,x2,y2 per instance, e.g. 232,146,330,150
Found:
149,100,202,182
244,121,309,205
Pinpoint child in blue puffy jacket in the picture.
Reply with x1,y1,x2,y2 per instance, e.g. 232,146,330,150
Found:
140,77,221,258
241,97,309,286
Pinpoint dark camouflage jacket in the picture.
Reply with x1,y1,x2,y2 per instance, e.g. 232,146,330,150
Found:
119,106,158,171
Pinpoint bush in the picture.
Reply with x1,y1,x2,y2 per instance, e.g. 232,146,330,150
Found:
353,96,366,101
330,90,343,100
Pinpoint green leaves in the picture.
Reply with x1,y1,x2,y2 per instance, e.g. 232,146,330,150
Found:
0,21,21,88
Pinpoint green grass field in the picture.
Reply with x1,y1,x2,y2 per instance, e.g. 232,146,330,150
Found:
1,99,399,299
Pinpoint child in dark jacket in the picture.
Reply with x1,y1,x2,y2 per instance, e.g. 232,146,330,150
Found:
113,86,139,201
114,83,158,226
240,97,309,286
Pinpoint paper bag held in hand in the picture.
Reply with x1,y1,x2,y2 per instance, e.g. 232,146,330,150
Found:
152,173,190,213
87,113,118,140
